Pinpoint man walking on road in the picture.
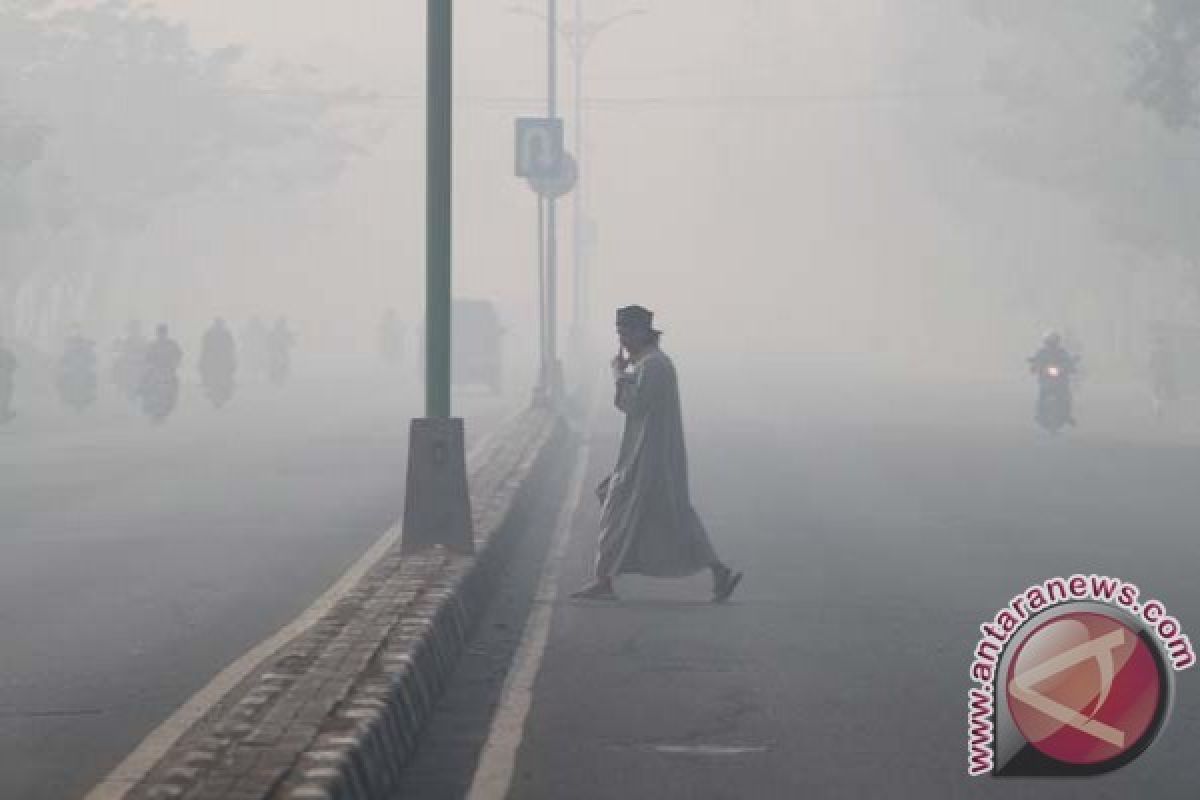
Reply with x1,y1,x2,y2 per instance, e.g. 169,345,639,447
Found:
572,305,742,603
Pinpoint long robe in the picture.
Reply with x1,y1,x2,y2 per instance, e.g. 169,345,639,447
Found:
595,345,718,578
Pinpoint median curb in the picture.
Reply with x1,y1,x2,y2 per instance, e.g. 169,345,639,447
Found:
124,405,569,800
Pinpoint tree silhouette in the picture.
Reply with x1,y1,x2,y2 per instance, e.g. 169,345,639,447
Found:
0,0,360,339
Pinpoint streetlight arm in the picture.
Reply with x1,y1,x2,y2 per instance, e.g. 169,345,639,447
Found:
507,4,647,58
580,9,647,43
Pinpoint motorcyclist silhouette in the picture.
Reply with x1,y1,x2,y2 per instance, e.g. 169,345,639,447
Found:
199,318,237,408
139,324,183,422
57,329,98,412
1028,331,1078,431
266,318,294,386
378,309,405,367
242,316,269,381
1149,332,1179,421
111,320,148,402
0,336,16,422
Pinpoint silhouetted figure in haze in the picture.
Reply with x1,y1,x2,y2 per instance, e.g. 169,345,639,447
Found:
571,305,742,603
57,329,98,412
139,324,183,423
242,316,269,380
111,320,148,402
1028,331,1079,377
378,309,405,367
199,318,237,409
0,336,16,422
1150,332,1179,421
266,317,294,386
1028,330,1079,432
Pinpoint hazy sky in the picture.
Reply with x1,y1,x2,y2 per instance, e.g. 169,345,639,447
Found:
105,1,1158,370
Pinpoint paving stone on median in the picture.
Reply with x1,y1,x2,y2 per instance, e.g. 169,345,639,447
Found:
122,406,567,800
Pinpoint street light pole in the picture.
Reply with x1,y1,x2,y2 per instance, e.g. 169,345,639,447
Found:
511,2,642,398
427,0,453,420
570,9,644,345
402,0,473,555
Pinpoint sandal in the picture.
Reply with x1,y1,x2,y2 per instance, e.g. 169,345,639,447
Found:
713,570,743,604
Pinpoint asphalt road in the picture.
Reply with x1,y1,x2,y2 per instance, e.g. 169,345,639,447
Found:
0,359,517,800
402,356,1200,800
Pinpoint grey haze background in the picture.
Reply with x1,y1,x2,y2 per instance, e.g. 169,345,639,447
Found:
9,6,1200,797
5,0,1200,375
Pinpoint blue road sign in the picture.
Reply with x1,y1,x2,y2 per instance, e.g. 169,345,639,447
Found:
515,117,564,179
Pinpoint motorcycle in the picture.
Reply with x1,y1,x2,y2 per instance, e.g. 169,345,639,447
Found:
139,364,179,423
266,346,290,386
1034,361,1073,433
57,341,98,412
200,362,235,409
111,344,145,402
265,320,294,387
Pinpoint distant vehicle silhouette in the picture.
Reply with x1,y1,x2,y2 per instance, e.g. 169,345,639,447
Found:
57,331,98,412
266,318,294,387
1028,332,1078,434
379,309,405,367
241,316,270,381
419,299,505,394
111,320,148,402
139,324,183,423
199,318,237,408
0,336,17,423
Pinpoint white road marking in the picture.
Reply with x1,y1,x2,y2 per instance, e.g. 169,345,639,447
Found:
83,424,506,800
466,399,596,800
649,745,769,756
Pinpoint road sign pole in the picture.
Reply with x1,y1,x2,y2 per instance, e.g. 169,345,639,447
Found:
571,0,585,356
536,194,547,400
514,116,565,404
403,0,473,555
547,203,559,395
545,0,563,401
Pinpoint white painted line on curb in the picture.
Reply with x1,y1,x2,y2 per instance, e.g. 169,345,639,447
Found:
466,398,596,800
83,424,505,800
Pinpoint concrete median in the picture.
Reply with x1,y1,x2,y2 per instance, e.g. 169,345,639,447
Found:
111,405,568,800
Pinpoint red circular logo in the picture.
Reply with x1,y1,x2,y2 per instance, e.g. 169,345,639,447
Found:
1005,612,1164,766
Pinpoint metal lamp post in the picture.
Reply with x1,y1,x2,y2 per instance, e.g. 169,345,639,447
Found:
510,3,646,389
402,0,474,556
564,6,645,373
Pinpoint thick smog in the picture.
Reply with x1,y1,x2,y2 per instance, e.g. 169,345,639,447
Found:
1,2,1198,799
